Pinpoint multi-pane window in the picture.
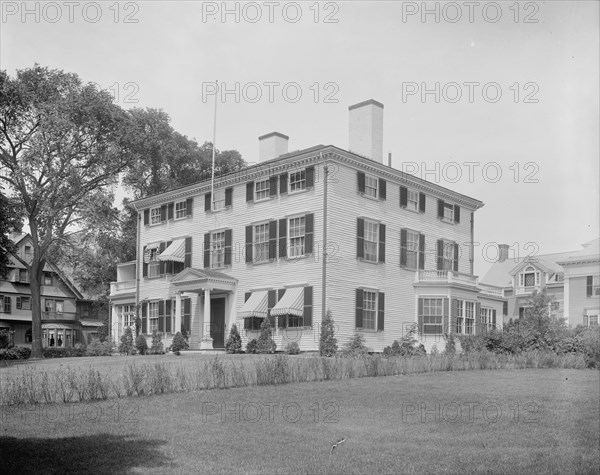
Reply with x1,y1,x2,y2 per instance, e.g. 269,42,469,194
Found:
288,217,306,258
211,231,226,268
1,296,10,313
592,276,600,296
44,273,52,285
465,301,475,334
422,298,443,334
443,203,454,221
585,315,599,326
443,242,455,271
24,245,32,261
255,179,270,201
519,266,539,287
406,230,419,269
456,299,464,334
362,291,377,330
150,207,161,224
365,175,378,198
16,297,31,310
175,200,187,218
45,299,64,315
212,189,225,211
289,170,306,192
148,248,160,277
254,223,270,262
364,220,378,262
407,190,419,211
19,269,28,283
119,305,136,328
480,307,496,331
148,302,159,333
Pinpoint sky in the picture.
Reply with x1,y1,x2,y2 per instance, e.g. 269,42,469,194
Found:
1,0,599,277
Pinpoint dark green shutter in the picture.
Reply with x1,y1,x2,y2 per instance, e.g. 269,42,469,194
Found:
160,205,167,222
246,182,254,202
184,237,192,269
378,178,386,200
503,301,508,316
158,300,165,332
453,243,459,272
419,192,426,213
280,173,288,194
399,186,408,208
142,302,147,334
143,209,149,225
142,246,148,277
355,289,363,328
183,298,191,333
357,171,365,193
378,223,386,263
269,176,278,196
203,233,211,268
267,290,276,327
587,276,593,297
205,193,211,211
454,205,460,223
225,187,233,207
244,292,251,302
418,234,425,270
437,240,444,270
186,198,193,216
245,225,253,263
168,202,174,220
492,309,497,327
305,213,314,254
306,166,315,188
418,298,423,334
269,221,277,260
357,218,365,259
278,218,287,258
377,292,384,331
438,199,445,219
400,229,407,266
304,286,313,327
165,301,172,333
224,229,232,266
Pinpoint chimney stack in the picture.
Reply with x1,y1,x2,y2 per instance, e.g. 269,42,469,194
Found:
498,244,509,262
349,99,384,163
258,132,289,162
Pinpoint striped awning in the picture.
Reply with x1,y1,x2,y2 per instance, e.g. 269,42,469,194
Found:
158,238,186,263
238,291,268,319
270,286,304,317
42,323,76,330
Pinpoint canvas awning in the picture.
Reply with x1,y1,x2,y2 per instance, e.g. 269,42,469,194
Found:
238,290,268,319
42,323,75,330
270,287,304,317
158,238,186,263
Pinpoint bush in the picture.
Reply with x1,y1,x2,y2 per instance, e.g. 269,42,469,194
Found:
444,334,456,355
225,324,243,354
135,335,148,355
85,339,112,356
256,320,277,354
14,346,31,359
0,329,11,349
246,339,258,354
119,327,135,355
0,348,20,360
319,310,338,357
284,341,301,355
170,332,187,355
341,332,369,357
149,330,164,355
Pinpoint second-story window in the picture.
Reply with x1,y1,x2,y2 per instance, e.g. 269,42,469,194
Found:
212,189,226,211
364,220,379,262
407,190,419,211
44,273,52,286
150,207,161,225
254,223,270,262
175,200,187,219
288,216,306,258
406,231,419,269
24,245,32,261
211,231,226,269
443,203,454,222
255,179,270,201
289,170,306,192
19,269,28,283
365,175,378,198
519,266,539,287
148,249,160,277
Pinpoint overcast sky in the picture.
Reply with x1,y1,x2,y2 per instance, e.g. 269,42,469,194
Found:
2,0,598,276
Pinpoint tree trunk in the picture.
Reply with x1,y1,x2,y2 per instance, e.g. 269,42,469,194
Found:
29,257,44,359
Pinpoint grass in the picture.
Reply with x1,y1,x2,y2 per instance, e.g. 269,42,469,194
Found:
1,368,598,474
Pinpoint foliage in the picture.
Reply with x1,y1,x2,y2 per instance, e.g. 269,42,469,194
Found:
256,320,277,354
118,327,135,355
135,335,148,355
284,341,301,355
0,194,23,278
340,332,369,357
319,309,338,357
0,346,31,360
444,334,456,355
225,324,243,354
43,346,87,358
382,326,426,357
149,330,164,355
246,339,258,354
85,339,113,357
0,329,10,349
170,332,187,355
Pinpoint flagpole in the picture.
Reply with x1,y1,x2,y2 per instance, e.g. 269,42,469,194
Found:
210,79,218,210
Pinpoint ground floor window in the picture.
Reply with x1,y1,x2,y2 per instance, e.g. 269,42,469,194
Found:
465,301,475,335
422,298,443,334
243,317,263,331
278,315,304,328
148,302,159,333
584,314,599,327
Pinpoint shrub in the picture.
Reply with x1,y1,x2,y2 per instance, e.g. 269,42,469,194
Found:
135,334,148,355
319,310,338,357
444,334,456,355
225,324,243,354
170,332,187,355
256,320,277,354
14,346,31,359
85,339,112,356
119,327,135,355
284,341,301,355
0,329,11,349
383,326,426,357
149,330,164,355
0,348,20,360
341,332,369,357
246,339,258,354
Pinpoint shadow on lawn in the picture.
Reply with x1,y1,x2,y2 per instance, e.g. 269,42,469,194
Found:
0,433,171,474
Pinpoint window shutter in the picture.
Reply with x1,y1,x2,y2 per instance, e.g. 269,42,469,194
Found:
377,292,384,331
503,301,508,316
160,205,167,222
278,218,287,258
306,166,315,188
183,298,191,332
142,302,147,334
305,213,314,254
159,242,166,275
437,240,444,270
165,241,173,274
246,182,254,202
443,298,449,334
451,299,458,334
225,187,233,207
587,276,593,297
269,221,277,260
355,289,363,328
186,198,193,216
203,233,211,268
205,193,211,211
400,229,407,266
278,288,286,300
357,171,366,193
244,292,251,302
277,289,287,328
438,199,445,219
378,178,386,200
158,300,165,333
269,176,278,196
378,223,386,263
165,302,172,333
143,245,148,277
224,229,233,266
302,287,312,327
184,237,192,269
418,234,425,270
168,202,174,220
357,218,365,259
166,300,172,318
280,173,288,194
143,209,149,225
399,186,408,208
245,225,253,263
454,205,460,223
418,298,424,334
267,290,276,327
475,302,481,335
492,309,497,326
453,243,459,272
419,192,426,213
16,297,21,309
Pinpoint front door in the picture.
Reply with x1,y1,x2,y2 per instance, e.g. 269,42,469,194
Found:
210,298,226,348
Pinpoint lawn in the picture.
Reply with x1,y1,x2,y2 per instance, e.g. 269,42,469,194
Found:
1,368,598,474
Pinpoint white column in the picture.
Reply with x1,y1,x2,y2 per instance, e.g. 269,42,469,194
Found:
175,292,182,333
200,288,214,349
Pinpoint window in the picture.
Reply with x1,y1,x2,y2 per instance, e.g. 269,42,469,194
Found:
211,231,226,269
407,190,419,211
25,328,32,343
289,170,306,192
443,242,455,271
1,296,10,313
590,276,600,296
443,203,454,222
212,189,225,211
148,302,159,333
44,273,52,286
364,220,379,262
19,269,28,283
255,179,270,201
16,297,31,310
170,299,177,334
119,305,136,328
244,317,263,331
148,248,160,277
465,301,474,334
288,217,306,258
422,298,443,334
150,207,161,225
365,175,378,198
406,230,419,269
24,245,32,260
585,315,599,327
481,307,495,331
519,266,539,287
362,291,377,330
254,223,270,262
438,200,460,223
455,299,464,334
45,299,64,315
175,200,187,219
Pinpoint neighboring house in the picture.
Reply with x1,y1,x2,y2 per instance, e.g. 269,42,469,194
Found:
109,99,505,352
481,239,600,327
0,232,105,347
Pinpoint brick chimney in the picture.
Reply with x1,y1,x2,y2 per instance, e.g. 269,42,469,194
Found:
498,244,509,262
349,99,384,163
258,132,289,162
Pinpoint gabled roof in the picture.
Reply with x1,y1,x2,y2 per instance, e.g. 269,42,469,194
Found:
508,258,556,276
556,238,600,266
171,267,237,284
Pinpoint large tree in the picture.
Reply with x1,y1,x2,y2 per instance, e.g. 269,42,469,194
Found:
0,193,23,278
0,65,136,358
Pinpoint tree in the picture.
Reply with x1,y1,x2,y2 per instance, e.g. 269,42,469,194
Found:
0,65,136,358
225,323,242,354
149,330,164,355
119,326,135,355
0,194,23,278
256,319,276,354
171,332,187,355
319,310,338,357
